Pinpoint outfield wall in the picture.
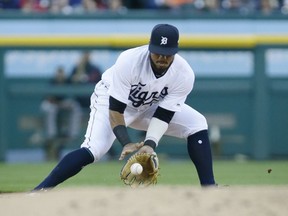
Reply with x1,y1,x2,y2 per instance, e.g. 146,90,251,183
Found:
1,14,288,161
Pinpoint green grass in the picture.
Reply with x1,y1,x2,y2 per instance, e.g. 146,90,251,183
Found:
0,160,287,193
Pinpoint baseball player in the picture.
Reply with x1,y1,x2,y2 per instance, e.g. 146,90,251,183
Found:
34,24,216,190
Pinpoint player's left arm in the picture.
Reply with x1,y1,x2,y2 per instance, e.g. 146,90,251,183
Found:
139,106,175,152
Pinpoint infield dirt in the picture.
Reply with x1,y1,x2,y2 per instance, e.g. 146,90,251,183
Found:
1,186,288,216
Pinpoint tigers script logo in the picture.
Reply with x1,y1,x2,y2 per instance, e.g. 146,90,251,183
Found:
129,82,168,107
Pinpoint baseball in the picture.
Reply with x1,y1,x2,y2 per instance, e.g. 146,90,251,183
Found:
130,163,143,175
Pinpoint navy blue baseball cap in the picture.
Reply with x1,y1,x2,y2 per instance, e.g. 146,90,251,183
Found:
149,24,179,56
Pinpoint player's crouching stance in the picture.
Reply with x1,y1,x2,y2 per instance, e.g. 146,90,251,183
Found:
33,24,216,191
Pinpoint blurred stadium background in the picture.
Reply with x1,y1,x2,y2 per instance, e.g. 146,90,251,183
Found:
1,0,288,163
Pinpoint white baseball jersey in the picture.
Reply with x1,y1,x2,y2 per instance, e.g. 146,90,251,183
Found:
81,45,208,161
102,45,194,112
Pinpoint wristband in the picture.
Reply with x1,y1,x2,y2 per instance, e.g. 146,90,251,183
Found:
113,125,131,147
144,140,157,150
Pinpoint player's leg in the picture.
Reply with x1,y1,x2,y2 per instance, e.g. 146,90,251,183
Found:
34,82,115,190
187,130,215,186
166,104,215,186
33,147,94,190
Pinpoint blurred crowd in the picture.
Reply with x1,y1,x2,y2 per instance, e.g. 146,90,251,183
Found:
0,0,288,15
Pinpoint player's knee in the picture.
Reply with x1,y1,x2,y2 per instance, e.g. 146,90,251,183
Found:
188,114,208,136
198,113,208,126
188,130,209,144
80,143,102,162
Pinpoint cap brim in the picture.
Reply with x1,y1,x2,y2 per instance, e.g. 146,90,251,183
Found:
149,44,178,56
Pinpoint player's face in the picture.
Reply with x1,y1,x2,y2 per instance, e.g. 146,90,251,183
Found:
150,53,174,70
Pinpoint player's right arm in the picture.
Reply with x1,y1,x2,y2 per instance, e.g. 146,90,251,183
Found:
109,96,143,160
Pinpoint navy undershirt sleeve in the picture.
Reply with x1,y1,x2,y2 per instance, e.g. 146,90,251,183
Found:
109,96,127,114
153,106,175,123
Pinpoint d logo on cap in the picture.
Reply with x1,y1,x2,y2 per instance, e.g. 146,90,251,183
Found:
160,36,168,45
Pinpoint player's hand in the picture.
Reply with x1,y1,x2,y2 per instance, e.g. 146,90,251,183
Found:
119,142,144,160
137,145,155,154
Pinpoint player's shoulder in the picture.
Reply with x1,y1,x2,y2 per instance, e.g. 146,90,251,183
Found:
173,54,191,68
172,54,194,77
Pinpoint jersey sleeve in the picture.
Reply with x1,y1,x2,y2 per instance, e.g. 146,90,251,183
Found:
107,52,134,104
